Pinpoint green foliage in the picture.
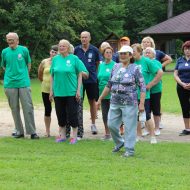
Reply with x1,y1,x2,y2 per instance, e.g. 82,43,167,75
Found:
0,138,190,190
0,0,190,77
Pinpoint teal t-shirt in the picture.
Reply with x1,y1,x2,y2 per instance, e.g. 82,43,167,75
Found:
50,54,87,97
150,59,162,94
1,45,31,88
135,56,160,99
98,60,115,99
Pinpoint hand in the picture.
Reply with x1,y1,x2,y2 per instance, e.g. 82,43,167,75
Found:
146,83,152,90
138,102,144,112
96,99,101,110
181,82,190,90
49,91,54,102
185,83,190,90
75,90,81,102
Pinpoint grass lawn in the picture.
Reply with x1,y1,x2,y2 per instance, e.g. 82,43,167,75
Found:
0,138,190,190
0,72,181,113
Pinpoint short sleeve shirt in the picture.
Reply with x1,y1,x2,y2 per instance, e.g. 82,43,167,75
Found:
50,54,87,97
98,60,115,99
175,56,190,83
1,45,31,88
156,50,166,63
150,59,162,94
74,44,100,83
134,56,160,99
107,63,146,105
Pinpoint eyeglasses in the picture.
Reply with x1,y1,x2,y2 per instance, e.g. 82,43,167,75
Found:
6,39,15,42
119,52,127,55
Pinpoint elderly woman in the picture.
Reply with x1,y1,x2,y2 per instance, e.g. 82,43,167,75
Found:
132,43,163,144
141,36,172,68
144,47,163,136
97,46,115,140
97,45,146,157
141,36,172,130
50,39,87,144
38,45,58,137
174,41,190,136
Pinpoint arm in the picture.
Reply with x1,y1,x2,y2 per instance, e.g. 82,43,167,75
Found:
146,69,163,90
161,54,172,68
139,92,146,112
28,63,31,73
76,72,82,101
82,71,89,79
38,62,44,81
49,75,54,102
174,70,189,89
96,86,110,109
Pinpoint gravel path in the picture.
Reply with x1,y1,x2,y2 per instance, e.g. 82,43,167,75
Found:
0,103,189,143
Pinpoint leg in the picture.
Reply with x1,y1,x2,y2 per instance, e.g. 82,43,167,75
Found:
150,93,161,132
42,92,52,136
84,83,98,134
77,98,84,138
54,97,67,139
122,105,138,155
19,88,36,135
4,88,24,135
177,85,190,131
101,99,110,136
108,104,123,148
66,97,79,143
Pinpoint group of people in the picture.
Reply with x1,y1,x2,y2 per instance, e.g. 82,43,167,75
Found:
1,31,190,157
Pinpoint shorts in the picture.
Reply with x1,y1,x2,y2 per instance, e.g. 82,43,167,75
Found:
83,83,99,100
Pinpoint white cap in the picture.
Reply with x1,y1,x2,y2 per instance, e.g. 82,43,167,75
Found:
118,45,133,54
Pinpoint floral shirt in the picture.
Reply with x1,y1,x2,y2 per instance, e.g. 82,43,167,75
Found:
107,63,146,105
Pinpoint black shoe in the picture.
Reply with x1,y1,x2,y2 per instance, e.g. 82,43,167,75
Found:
12,132,17,137
112,142,124,153
31,134,40,139
179,130,190,136
14,134,24,138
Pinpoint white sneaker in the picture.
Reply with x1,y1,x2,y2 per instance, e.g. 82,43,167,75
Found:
159,123,164,129
142,129,149,137
77,137,82,141
91,124,98,135
150,137,157,144
136,136,142,142
155,129,161,136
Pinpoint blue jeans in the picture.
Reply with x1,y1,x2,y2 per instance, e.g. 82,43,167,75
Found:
108,103,138,155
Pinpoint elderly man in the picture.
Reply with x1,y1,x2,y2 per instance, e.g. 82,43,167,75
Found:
113,36,131,63
1,32,39,139
74,31,100,135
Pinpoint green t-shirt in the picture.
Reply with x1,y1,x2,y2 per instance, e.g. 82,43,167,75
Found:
135,56,160,99
150,59,162,94
50,54,87,97
1,45,31,88
98,60,115,99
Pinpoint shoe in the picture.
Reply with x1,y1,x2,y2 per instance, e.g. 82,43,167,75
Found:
159,123,164,129
122,152,134,158
112,142,124,153
155,129,161,136
150,137,157,144
55,137,66,143
91,124,98,135
142,129,149,137
31,134,39,139
136,136,142,142
179,130,190,136
77,137,82,141
70,138,77,144
14,134,24,138
101,135,112,141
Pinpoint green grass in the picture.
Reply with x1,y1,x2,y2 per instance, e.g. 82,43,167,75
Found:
0,138,190,190
0,73,181,113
